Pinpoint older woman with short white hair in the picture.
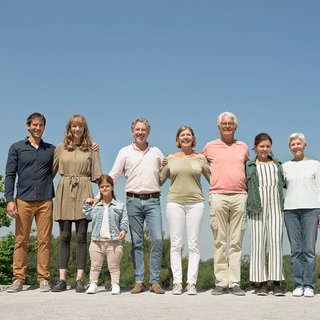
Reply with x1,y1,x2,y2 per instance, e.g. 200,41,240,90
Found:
283,132,320,298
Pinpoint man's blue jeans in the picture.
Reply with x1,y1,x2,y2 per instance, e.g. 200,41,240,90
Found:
126,196,163,284
284,208,319,289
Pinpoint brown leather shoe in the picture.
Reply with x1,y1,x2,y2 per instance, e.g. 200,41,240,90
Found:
150,282,165,294
130,282,145,294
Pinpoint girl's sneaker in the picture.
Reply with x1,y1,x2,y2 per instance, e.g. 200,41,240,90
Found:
111,283,120,295
86,283,98,294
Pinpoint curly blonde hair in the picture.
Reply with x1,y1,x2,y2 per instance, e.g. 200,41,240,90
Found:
64,114,93,151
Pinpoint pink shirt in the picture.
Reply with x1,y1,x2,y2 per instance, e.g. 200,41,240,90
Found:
202,139,249,194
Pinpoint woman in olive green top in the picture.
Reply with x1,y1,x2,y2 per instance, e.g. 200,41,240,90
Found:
160,125,210,295
52,114,102,293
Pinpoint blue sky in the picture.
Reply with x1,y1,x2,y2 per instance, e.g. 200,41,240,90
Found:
1,0,320,259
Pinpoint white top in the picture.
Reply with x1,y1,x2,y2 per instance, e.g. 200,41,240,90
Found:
100,204,110,239
283,159,320,209
109,143,164,193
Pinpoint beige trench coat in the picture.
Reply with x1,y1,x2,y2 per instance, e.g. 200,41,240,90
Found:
53,143,103,221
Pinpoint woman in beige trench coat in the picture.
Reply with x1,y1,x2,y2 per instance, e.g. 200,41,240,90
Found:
52,114,102,293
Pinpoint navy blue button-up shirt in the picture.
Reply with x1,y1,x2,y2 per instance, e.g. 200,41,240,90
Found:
5,138,55,202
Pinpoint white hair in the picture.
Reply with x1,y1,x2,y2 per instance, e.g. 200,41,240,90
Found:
217,111,238,127
288,132,307,146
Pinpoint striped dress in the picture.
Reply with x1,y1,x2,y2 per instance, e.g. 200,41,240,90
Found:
249,162,284,282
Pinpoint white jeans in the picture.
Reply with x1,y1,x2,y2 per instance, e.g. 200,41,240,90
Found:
166,201,204,284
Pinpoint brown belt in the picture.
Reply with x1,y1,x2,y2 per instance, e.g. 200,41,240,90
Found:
126,192,160,200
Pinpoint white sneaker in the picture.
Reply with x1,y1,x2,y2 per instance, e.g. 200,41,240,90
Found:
304,287,314,298
186,283,197,295
172,283,183,295
86,283,98,294
111,283,120,295
292,287,304,297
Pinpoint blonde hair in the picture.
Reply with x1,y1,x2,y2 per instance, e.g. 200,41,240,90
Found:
64,114,93,151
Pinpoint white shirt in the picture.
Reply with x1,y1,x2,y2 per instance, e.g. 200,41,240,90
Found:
283,159,320,209
100,204,111,239
109,143,164,193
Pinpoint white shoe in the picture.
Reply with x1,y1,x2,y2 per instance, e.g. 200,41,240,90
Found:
292,287,304,297
186,283,197,295
86,283,98,294
304,287,314,298
172,283,183,295
111,283,120,295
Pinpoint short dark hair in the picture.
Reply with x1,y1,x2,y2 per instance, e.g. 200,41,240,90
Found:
26,112,46,126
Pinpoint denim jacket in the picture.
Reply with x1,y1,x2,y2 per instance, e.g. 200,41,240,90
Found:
246,156,285,216
83,199,128,241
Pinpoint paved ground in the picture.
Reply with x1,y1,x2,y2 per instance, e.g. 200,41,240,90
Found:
1,285,320,320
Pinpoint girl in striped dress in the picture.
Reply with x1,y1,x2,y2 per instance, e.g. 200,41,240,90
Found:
246,133,285,296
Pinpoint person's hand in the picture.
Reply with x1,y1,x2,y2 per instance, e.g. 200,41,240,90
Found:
85,198,94,205
118,230,127,240
91,142,100,152
162,157,168,166
92,198,100,206
7,201,18,218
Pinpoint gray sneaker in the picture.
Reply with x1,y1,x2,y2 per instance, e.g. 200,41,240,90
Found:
230,284,245,296
211,286,228,295
39,280,51,292
7,279,23,293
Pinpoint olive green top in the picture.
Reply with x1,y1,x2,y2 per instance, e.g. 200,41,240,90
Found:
160,154,210,204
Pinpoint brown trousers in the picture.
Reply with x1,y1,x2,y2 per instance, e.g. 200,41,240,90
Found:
14,199,53,283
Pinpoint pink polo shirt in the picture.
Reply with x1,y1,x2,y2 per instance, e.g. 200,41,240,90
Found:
202,139,249,194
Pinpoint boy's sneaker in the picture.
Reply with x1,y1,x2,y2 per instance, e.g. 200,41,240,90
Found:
111,283,120,295
304,287,314,298
186,283,197,295
172,283,183,295
292,287,304,297
39,280,51,292
7,279,23,293
86,283,98,294
52,279,67,292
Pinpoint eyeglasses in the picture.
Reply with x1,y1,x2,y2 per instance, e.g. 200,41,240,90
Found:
220,122,235,127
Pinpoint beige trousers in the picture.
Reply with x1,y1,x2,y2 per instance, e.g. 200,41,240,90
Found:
89,240,123,284
209,193,247,288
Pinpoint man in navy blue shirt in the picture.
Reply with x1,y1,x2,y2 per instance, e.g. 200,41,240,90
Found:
5,112,55,293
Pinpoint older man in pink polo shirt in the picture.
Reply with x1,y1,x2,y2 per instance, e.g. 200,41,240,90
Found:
202,111,249,296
